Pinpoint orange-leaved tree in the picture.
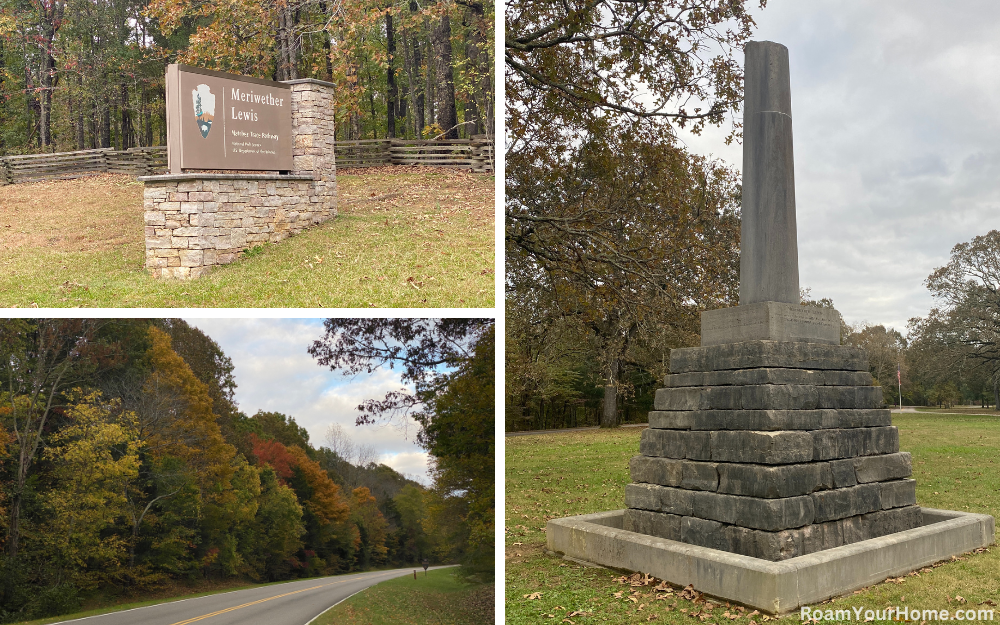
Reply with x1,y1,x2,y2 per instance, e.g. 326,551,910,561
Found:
142,326,235,488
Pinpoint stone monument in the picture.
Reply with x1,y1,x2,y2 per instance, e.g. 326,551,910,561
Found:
546,41,994,612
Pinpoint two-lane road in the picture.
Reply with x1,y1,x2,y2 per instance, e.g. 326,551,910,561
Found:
53,567,448,625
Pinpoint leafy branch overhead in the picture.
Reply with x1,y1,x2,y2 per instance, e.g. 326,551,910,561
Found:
506,0,765,150
308,318,493,425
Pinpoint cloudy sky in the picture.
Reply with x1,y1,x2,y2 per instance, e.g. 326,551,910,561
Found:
677,1,1000,332
182,318,431,484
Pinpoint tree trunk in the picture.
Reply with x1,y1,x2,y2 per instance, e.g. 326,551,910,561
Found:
386,9,397,138
463,4,490,135
430,10,457,138
410,1,425,137
601,362,618,428
121,82,134,150
76,76,85,150
993,376,998,411
424,15,435,134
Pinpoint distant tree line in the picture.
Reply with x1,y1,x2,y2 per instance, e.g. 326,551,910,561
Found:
0,318,492,622
0,0,493,155
507,230,1000,432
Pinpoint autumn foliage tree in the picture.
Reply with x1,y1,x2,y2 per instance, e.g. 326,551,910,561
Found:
310,318,494,578
0,319,429,621
507,125,742,427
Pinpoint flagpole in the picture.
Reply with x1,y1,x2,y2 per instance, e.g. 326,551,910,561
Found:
898,363,902,412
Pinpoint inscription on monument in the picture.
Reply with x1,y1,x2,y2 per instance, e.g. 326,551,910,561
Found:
165,64,293,172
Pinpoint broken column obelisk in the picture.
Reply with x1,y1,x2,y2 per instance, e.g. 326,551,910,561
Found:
621,41,922,561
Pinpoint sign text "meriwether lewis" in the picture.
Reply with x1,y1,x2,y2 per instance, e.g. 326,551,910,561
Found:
231,88,285,107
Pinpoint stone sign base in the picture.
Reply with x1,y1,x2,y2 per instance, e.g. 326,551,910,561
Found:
547,508,994,614
140,173,336,279
701,302,841,346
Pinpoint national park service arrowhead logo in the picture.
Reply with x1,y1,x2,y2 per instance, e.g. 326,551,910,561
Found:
192,84,216,138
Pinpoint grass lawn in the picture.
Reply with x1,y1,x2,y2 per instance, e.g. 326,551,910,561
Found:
312,567,494,624
0,166,494,308
505,414,1000,623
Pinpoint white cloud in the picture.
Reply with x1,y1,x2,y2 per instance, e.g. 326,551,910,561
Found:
183,318,430,482
678,0,1000,332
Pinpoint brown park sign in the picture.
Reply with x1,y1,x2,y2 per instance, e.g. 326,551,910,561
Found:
165,64,293,172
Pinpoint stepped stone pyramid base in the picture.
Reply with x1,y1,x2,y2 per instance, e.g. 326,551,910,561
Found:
545,340,995,612
623,339,921,561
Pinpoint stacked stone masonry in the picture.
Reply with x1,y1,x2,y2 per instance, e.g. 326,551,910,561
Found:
623,340,922,561
144,176,334,279
143,80,337,279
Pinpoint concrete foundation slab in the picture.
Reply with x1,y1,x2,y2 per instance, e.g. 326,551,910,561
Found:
546,507,994,614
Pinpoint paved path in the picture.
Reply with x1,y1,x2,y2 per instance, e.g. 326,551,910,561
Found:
52,567,449,625
506,423,647,437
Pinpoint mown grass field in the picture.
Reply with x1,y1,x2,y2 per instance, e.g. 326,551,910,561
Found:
313,567,494,624
0,166,494,308
505,413,1000,623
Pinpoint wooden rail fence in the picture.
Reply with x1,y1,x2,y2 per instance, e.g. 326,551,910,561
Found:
0,138,492,185
0,147,168,184
335,138,494,172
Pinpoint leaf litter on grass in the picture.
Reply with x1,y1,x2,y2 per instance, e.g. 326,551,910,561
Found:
0,167,493,307
506,423,1000,624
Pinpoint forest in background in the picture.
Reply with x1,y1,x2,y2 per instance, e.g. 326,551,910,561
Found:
0,318,494,623
0,0,493,154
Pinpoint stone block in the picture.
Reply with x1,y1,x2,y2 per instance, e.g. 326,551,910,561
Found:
728,525,810,561
177,181,201,192
681,462,719,491
179,249,204,268
854,452,912,483
700,302,841,346
624,483,693,515
189,191,215,201
623,509,681,541
629,456,683,487
180,202,203,214
649,408,891,432
710,430,813,464
171,227,200,237
828,459,858,488
640,429,711,460
690,490,814,531
880,479,917,509
664,368,872,388
146,236,172,249
145,212,166,226
190,213,215,227
680,516,731,551
811,483,881,522
654,385,883,412
717,462,829,498
170,237,190,249
670,341,868,374
812,427,899,460
817,385,883,409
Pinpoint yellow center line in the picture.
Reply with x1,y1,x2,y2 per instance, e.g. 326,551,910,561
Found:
167,572,392,625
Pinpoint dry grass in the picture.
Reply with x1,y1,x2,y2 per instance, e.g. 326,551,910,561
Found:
0,167,494,308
